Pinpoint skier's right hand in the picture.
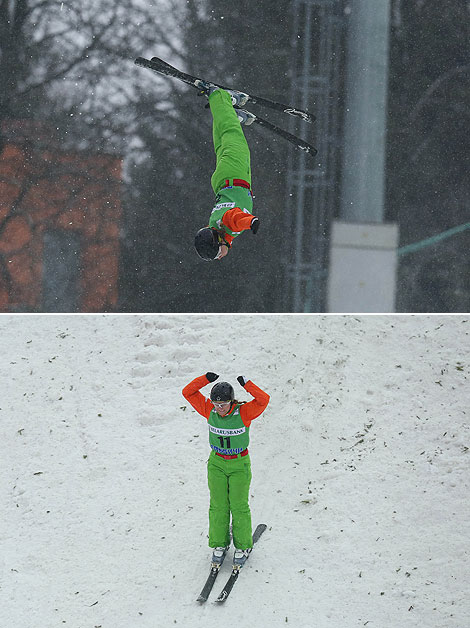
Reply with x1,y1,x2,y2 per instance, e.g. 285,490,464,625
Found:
250,217,260,234
206,372,219,383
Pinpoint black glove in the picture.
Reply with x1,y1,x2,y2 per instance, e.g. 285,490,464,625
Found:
250,217,260,234
237,376,248,387
206,372,219,383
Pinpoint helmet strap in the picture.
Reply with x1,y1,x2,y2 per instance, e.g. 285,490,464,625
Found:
215,230,231,249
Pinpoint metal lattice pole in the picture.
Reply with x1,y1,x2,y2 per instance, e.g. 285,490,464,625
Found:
280,0,344,312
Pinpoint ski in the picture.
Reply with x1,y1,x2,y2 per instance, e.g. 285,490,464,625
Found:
214,567,240,603
240,110,317,156
134,56,314,123
196,564,223,603
215,523,267,604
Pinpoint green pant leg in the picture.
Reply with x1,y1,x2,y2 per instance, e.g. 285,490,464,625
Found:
207,454,231,547
209,89,252,194
228,457,253,549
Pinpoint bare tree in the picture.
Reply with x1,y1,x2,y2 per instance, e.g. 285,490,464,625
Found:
0,0,184,310
1,0,184,148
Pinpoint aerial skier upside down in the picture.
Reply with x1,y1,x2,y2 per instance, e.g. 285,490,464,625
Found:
194,85,260,261
134,55,316,260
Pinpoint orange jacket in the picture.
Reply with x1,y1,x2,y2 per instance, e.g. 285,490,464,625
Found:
221,208,256,246
182,374,270,427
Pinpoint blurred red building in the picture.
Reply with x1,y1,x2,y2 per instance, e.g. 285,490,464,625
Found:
0,120,122,312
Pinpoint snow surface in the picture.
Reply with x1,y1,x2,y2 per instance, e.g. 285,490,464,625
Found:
1,314,469,628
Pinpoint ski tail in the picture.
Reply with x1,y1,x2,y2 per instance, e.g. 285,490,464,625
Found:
197,565,222,603
252,523,267,543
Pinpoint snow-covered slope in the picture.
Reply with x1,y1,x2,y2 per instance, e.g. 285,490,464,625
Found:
1,315,469,628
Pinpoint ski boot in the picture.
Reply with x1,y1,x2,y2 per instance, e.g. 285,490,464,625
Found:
233,547,252,568
211,546,230,566
195,80,249,107
235,109,256,126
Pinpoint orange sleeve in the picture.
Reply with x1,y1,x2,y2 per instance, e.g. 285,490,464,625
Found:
239,380,270,427
182,374,214,420
222,207,256,234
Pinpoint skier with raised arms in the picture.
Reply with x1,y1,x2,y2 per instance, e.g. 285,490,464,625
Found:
182,371,270,571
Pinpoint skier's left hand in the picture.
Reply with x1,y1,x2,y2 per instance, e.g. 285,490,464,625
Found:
237,376,248,387
215,244,229,260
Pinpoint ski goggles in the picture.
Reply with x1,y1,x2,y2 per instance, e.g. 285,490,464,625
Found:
212,401,231,408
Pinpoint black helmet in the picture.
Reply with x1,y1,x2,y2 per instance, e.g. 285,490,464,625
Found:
195,227,219,260
210,381,234,402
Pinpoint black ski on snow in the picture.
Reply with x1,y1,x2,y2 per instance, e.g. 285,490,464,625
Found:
197,561,225,603
134,56,314,123
215,523,267,604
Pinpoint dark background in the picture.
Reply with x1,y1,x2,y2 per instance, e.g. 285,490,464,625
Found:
1,0,469,312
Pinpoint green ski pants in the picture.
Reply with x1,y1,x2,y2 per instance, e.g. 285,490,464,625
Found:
207,450,253,550
209,89,252,195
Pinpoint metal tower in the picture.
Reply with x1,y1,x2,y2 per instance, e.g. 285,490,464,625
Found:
280,0,345,312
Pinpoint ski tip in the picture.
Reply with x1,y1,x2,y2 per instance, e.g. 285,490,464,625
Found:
285,108,315,124
303,145,318,156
